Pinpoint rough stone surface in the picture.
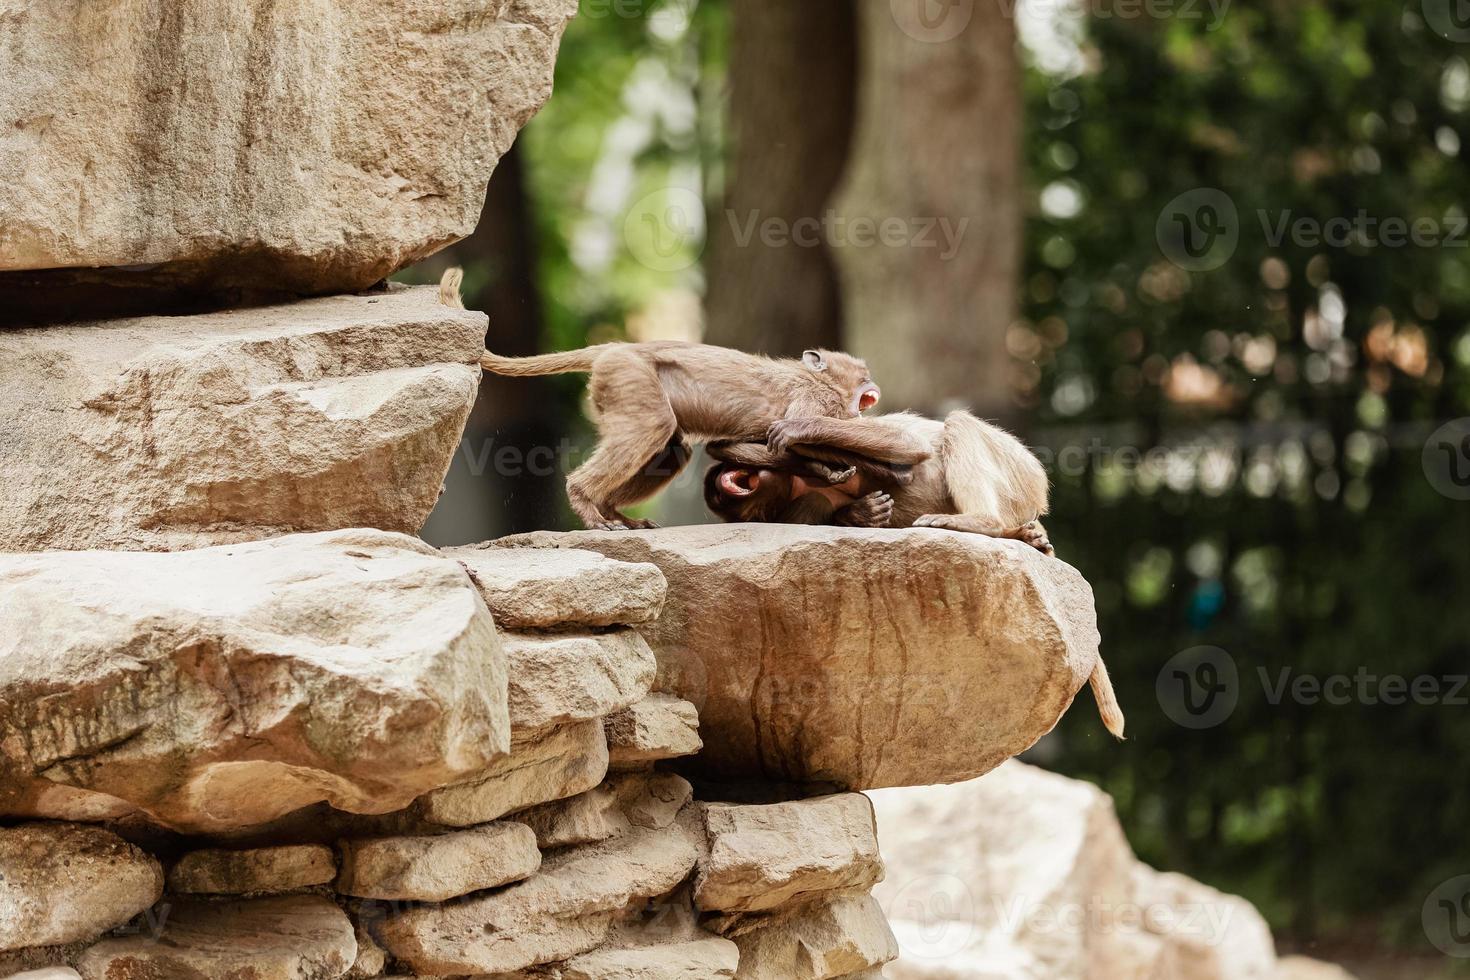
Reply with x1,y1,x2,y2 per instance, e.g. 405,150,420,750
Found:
75,895,356,980
494,526,1099,789
504,630,657,730
0,823,163,952
376,811,703,975
418,719,608,828
613,773,694,831
0,1,577,309
561,936,740,979
168,844,336,895
606,695,703,769
870,762,1282,980
0,529,509,833
696,795,883,914
0,287,484,552
336,821,540,902
733,895,899,980
450,546,667,628
1,971,83,980
517,783,630,849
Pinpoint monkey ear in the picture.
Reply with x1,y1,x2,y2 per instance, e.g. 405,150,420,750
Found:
802,350,828,372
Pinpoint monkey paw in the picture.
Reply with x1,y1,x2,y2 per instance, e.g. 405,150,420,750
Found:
1019,520,1055,556
820,464,858,485
844,492,894,528
912,513,954,529
766,419,809,454
592,518,660,531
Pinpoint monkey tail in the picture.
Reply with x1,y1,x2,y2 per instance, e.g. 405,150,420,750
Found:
1089,658,1126,740
479,346,610,376
439,267,465,309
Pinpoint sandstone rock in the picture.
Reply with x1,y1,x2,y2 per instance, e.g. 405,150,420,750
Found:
733,895,899,979
0,529,508,833
168,844,336,895
0,287,483,552
612,773,695,831
606,695,703,770
0,823,163,952
869,762,1279,980
493,527,1099,789
517,783,631,849
336,821,540,902
449,546,667,628
75,895,356,980
418,719,608,828
0,1,577,311
346,923,388,980
561,936,740,979
695,795,883,914
1,971,83,980
377,812,703,974
504,631,657,730
1275,957,1357,979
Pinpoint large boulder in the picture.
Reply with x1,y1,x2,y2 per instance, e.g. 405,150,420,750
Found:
0,286,482,553
492,526,1100,789
0,529,509,833
868,762,1291,980
0,0,577,316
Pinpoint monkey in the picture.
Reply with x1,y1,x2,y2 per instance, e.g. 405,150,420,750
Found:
704,410,1126,739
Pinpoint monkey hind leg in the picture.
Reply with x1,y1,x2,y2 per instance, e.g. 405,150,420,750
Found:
911,514,1053,555
602,434,693,530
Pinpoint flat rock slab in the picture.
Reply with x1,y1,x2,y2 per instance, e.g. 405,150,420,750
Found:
732,895,899,979
0,287,483,552
0,823,163,952
605,695,703,769
336,821,541,902
503,631,657,730
695,795,883,914
0,529,509,833
561,936,740,979
168,844,336,895
75,895,356,980
449,546,667,628
0,0,576,311
494,526,1101,789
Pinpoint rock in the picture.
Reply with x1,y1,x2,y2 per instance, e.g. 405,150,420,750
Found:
346,923,389,980
517,783,630,849
2,971,83,980
605,695,703,770
695,795,883,914
504,631,657,730
0,823,163,952
492,527,1099,789
336,822,541,902
167,844,335,895
418,719,608,828
869,762,1279,980
376,812,703,975
0,1,577,313
0,287,483,552
733,895,899,979
75,895,356,980
449,546,667,628
561,936,740,979
0,529,508,833
612,773,694,831
1275,957,1357,979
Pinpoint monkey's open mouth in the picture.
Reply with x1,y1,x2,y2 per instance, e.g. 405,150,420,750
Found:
718,468,758,497
858,387,880,412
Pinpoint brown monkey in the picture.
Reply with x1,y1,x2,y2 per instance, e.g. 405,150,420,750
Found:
478,342,927,529
705,410,1125,739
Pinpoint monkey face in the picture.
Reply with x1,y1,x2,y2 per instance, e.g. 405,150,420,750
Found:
703,464,790,523
802,349,880,416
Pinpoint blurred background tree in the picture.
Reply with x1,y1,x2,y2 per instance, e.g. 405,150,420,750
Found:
403,0,1470,971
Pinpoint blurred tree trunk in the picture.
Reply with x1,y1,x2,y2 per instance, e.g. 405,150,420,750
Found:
420,141,565,544
703,0,856,356
831,0,1021,421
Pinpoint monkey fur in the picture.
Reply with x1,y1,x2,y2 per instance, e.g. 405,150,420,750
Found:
705,410,1126,739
